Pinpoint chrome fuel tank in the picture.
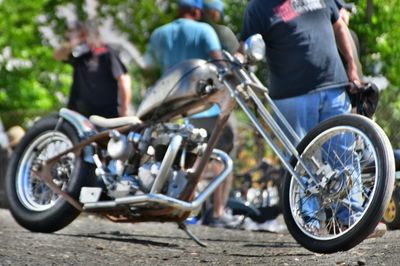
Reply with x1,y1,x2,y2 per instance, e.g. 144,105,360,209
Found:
136,59,222,120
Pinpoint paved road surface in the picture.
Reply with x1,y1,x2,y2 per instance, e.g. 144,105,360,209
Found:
0,208,399,265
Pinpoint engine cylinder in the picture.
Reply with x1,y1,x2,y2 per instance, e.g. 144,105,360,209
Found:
107,131,131,160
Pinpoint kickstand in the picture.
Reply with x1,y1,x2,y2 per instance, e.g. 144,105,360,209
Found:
178,222,208,247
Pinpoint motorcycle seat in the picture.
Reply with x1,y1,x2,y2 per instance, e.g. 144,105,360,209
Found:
89,115,142,128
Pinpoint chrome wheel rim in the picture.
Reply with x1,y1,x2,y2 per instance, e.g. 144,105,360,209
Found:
289,126,378,240
16,131,75,212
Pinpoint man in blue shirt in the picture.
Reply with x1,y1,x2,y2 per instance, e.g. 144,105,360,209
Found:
144,0,238,228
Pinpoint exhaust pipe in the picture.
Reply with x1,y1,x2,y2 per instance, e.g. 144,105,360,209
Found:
83,149,232,211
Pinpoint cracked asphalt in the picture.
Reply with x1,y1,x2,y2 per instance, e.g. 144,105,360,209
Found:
0,208,399,265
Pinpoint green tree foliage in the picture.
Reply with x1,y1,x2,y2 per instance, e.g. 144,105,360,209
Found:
351,0,400,146
95,0,246,52
1,0,400,150
0,0,246,126
0,1,72,127
95,0,247,101
97,0,175,52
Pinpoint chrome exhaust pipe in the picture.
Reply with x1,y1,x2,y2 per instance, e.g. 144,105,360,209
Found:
83,149,232,211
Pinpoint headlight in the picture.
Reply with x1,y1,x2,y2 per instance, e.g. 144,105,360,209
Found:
244,34,266,62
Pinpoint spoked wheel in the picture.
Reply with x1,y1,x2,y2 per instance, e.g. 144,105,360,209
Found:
383,187,400,230
282,114,395,253
5,115,94,233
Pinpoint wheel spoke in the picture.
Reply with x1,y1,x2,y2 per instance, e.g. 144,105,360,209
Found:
16,131,75,212
289,125,379,240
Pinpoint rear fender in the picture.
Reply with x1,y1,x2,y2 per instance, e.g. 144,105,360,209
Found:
59,108,98,163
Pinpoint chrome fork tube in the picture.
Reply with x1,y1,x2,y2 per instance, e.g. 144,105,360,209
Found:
247,88,299,158
224,68,319,188
249,72,301,144
245,88,319,182
223,81,305,190
261,90,322,171
248,72,320,170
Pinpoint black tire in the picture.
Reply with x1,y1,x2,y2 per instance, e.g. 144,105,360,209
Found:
282,114,395,253
5,115,95,233
383,187,400,230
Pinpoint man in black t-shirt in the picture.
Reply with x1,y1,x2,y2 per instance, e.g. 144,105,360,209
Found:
54,21,131,118
241,0,359,101
240,0,361,234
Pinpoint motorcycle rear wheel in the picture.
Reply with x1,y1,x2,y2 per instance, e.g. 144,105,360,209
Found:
5,115,94,233
282,114,395,253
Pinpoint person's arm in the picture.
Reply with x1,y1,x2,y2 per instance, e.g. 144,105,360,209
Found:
108,48,132,116
333,18,360,89
208,50,224,61
117,74,131,117
53,43,73,61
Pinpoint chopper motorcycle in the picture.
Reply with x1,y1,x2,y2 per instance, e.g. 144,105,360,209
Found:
5,35,395,254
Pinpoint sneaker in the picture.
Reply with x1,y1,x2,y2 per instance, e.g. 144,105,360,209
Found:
257,218,288,233
241,217,259,231
185,216,198,225
367,222,387,239
209,210,242,229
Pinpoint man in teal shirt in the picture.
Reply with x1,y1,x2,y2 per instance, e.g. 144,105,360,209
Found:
144,0,239,228
144,0,222,73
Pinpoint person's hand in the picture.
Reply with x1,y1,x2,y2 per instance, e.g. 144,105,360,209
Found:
348,81,363,95
234,52,245,64
347,63,361,94
339,8,350,26
65,29,85,47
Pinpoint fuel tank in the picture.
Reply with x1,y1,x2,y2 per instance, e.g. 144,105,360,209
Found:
136,59,223,120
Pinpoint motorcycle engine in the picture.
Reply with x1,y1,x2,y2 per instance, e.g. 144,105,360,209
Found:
136,162,187,198
102,122,206,199
137,162,162,193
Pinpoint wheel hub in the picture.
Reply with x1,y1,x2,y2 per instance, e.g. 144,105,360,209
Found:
322,169,353,202
51,153,75,185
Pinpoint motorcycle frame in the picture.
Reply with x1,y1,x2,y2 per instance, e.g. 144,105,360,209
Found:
35,55,319,223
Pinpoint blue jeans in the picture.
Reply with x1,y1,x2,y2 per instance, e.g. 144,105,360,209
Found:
274,88,361,228
274,87,351,143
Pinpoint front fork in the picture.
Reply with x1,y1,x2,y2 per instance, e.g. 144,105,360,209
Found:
224,67,325,193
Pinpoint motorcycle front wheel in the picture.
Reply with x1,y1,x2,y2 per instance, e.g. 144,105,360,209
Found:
282,114,395,254
5,115,94,233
